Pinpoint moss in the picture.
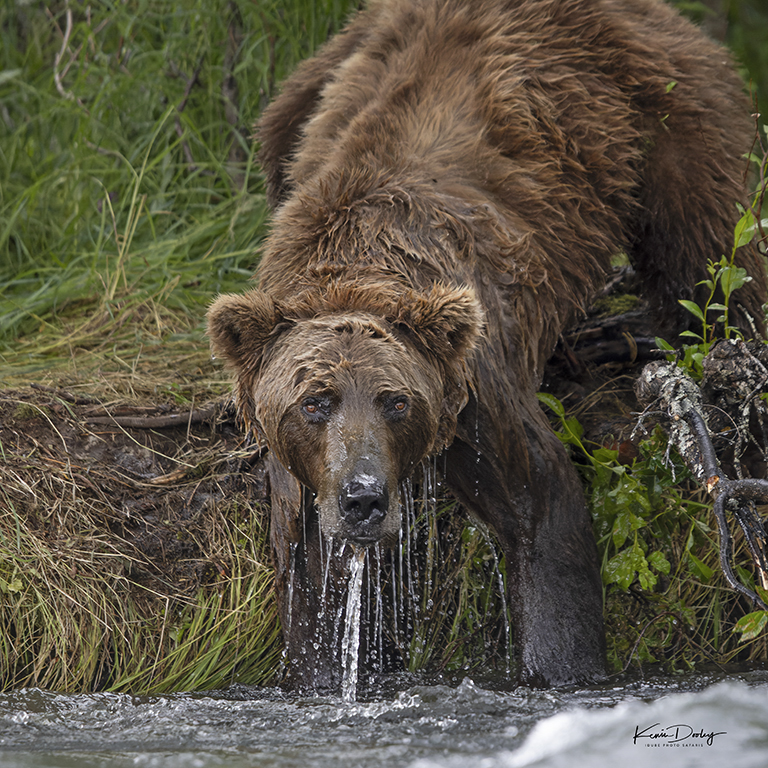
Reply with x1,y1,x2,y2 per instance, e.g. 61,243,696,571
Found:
12,402,50,421
592,294,641,317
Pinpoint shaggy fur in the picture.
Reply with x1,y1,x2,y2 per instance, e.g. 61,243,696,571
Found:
208,0,766,690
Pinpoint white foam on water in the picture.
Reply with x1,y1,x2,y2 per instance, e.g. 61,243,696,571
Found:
408,679,768,768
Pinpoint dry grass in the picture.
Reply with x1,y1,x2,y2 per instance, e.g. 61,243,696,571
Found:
0,362,283,692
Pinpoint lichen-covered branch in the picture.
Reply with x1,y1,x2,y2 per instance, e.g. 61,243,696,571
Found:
635,344,768,610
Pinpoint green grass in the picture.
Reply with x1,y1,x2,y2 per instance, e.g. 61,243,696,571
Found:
0,0,359,370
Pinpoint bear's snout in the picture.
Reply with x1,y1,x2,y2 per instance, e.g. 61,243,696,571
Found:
338,473,390,542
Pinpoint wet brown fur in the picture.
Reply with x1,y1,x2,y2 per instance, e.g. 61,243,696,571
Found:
208,0,767,690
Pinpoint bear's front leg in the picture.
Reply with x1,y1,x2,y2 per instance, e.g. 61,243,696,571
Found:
447,396,606,687
267,453,353,692
510,419,606,687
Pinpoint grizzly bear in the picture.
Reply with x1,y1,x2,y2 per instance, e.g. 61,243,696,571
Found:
208,0,766,690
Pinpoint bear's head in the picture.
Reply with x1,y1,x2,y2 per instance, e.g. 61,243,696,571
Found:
207,282,482,546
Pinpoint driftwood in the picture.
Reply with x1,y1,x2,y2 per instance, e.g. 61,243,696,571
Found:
635,339,768,610
84,407,215,429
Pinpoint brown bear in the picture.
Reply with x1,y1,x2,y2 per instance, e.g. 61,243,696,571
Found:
207,0,766,690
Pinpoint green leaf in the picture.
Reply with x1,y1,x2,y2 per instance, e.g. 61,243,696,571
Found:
612,510,632,549
719,265,750,297
591,446,620,465
563,416,583,442
604,548,636,590
648,550,671,575
689,351,705,373
612,508,645,549
678,299,705,321
734,209,756,249
735,565,755,588
665,80,678,93
679,330,703,340
536,392,565,418
636,557,657,591
605,543,656,591
687,550,714,581
693,518,712,535
734,611,768,642
655,336,674,351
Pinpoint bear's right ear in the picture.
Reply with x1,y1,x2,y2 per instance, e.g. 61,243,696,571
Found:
393,284,483,363
206,290,284,371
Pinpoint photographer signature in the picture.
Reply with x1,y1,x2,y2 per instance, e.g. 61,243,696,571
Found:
633,723,726,746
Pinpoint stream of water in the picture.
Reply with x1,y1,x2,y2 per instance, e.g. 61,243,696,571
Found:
1,670,767,767
340,548,367,703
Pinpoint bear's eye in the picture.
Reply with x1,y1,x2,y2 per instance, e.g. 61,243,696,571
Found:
384,395,410,420
301,397,331,422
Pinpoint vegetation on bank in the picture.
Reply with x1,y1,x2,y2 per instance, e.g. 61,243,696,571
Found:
1,0,767,693
1,0,364,370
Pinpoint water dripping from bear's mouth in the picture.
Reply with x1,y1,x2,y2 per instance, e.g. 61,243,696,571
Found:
341,547,367,703
300,460,513,702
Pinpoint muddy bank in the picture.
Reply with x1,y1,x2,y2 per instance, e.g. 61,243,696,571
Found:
0,385,281,692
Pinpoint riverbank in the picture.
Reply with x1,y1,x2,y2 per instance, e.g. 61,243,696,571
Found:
2,0,767,694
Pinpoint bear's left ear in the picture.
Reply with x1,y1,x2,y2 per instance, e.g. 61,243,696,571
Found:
206,289,285,371
394,283,483,362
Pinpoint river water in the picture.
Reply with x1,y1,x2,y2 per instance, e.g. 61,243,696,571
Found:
1,670,767,768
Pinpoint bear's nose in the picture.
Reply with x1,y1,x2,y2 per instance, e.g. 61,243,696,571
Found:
340,477,389,525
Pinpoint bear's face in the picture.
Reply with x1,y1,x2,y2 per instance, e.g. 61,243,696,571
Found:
207,284,482,546
255,316,443,544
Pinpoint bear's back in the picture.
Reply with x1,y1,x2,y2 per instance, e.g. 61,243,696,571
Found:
257,0,761,357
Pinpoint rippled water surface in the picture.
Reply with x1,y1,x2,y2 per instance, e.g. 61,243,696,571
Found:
1,671,768,768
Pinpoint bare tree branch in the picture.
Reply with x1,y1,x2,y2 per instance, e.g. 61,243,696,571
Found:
635,348,768,610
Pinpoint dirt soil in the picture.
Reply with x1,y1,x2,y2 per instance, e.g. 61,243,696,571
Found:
0,386,268,596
